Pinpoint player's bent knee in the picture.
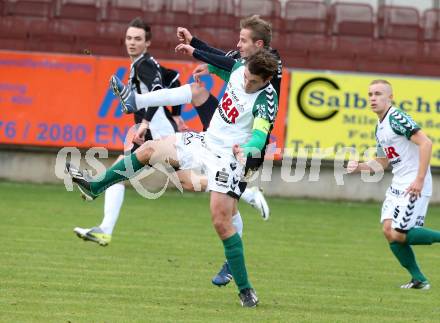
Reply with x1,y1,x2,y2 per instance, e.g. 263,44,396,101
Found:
135,143,154,163
383,226,406,243
181,180,195,192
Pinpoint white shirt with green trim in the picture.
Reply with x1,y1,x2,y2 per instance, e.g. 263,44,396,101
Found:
205,61,278,152
376,106,432,196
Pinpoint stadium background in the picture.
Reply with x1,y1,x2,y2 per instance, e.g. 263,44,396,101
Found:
1,0,440,202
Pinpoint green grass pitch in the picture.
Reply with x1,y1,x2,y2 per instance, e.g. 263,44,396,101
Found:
1,181,440,322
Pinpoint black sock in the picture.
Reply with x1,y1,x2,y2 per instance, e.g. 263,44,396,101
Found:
195,94,218,131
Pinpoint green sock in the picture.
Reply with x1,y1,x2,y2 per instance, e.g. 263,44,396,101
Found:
406,227,440,245
90,153,145,195
389,242,427,282
222,233,252,291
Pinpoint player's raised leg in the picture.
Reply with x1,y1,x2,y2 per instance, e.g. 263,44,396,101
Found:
111,75,193,114
67,135,179,200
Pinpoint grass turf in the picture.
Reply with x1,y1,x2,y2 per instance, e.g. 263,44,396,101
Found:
1,181,440,322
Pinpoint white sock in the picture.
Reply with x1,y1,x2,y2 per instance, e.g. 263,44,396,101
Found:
232,211,243,237
100,183,125,234
135,84,192,110
240,188,255,205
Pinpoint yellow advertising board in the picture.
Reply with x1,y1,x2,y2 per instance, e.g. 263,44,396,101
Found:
286,70,440,166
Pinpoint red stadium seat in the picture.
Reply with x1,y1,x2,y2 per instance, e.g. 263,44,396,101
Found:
377,5,422,60
283,1,329,53
143,0,166,25
158,0,191,27
192,0,236,30
236,0,281,30
55,0,102,21
329,3,375,57
236,0,280,18
3,0,54,18
423,8,440,41
149,25,182,60
104,0,145,24
422,9,440,61
330,3,374,37
378,5,421,40
0,16,30,50
29,19,83,53
70,21,126,57
150,24,175,51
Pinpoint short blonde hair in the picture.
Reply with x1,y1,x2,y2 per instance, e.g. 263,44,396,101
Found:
240,15,272,47
370,79,392,87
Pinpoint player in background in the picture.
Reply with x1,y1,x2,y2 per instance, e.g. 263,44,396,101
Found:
67,48,280,307
74,18,269,248
73,18,186,245
175,15,282,286
347,79,440,289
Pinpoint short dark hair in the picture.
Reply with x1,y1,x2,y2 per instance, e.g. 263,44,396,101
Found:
127,17,152,41
246,49,278,81
240,15,272,47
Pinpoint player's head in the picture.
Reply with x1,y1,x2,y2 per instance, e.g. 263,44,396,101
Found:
243,50,277,93
237,15,272,58
126,17,152,60
368,79,393,116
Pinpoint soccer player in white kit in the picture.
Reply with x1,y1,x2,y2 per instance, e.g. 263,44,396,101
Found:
66,49,279,307
347,79,440,289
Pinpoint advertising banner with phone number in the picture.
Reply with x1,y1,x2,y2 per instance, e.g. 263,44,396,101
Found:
0,50,288,159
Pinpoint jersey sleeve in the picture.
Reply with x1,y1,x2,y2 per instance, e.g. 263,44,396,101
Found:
160,66,179,88
252,87,278,124
389,109,420,139
190,36,227,56
193,49,236,72
136,59,163,92
208,64,231,82
241,86,279,157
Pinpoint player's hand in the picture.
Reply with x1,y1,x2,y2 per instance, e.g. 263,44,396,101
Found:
346,160,359,173
173,116,189,132
133,122,148,145
175,43,195,56
233,144,246,165
177,27,193,44
405,178,423,198
193,64,209,82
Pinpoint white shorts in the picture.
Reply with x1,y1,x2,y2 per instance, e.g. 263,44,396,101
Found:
381,186,430,231
175,132,244,198
149,108,176,139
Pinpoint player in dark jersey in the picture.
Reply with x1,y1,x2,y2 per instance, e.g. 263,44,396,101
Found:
73,18,187,245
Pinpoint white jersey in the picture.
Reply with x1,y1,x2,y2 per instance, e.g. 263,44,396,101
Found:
205,61,278,152
376,106,432,196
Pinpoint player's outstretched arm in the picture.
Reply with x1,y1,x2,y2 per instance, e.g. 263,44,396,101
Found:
175,44,235,74
177,27,227,56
